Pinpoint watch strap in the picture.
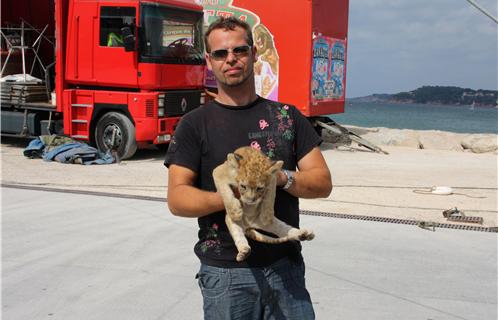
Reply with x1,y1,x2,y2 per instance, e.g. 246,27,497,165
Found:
282,170,294,190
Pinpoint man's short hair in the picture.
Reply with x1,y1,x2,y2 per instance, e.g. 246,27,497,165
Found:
204,17,253,52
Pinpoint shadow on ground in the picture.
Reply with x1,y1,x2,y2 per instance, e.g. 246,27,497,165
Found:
1,136,31,148
126,146,167,162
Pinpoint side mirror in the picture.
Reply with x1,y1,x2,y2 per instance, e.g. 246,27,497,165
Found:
121,26,136,52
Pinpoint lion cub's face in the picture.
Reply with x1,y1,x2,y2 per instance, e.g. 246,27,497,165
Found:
228,147,283,206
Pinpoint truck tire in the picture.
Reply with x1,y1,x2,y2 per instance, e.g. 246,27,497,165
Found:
95,112,137,160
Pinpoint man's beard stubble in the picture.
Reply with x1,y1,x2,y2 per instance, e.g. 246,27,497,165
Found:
220,68,254,88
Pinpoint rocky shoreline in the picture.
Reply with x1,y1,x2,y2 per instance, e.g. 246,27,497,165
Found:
339,126,498,154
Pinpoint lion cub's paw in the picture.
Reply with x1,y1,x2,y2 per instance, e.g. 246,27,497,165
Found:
289,229,315,241
236,245,251,262
298,229,315,241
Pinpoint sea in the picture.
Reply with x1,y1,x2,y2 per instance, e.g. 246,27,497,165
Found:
329,102,498,134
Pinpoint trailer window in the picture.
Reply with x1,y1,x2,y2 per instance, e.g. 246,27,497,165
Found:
100,6,136,47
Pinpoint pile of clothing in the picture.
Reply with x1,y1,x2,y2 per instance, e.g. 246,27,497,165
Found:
23,135,114,165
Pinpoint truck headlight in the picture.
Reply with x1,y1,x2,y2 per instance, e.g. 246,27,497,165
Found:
158,94,165,116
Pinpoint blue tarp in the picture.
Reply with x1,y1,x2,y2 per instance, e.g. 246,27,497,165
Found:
24,136,114,165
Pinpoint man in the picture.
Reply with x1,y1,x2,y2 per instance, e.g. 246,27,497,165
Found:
164,17,332,320
107,31,124,47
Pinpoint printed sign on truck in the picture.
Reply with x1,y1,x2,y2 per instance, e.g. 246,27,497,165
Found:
311,36,346,103
197,0,279,100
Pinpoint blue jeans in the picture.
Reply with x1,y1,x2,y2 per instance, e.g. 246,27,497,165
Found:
196,257,315,320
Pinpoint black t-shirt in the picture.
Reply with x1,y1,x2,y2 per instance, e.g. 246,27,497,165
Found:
164,97,321,268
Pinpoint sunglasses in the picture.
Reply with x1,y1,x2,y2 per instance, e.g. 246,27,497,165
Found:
209,45,252,60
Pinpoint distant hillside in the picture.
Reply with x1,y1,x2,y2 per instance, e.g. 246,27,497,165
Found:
351,86,498,107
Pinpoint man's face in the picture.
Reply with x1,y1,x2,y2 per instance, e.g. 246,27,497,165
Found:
205,27,256,88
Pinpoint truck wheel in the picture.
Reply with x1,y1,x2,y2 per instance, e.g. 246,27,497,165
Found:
95,112,137,160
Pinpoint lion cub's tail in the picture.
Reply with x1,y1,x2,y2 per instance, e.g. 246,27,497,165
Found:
245,228,290,244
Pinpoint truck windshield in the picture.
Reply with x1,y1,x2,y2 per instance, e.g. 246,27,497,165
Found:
140,4,204,64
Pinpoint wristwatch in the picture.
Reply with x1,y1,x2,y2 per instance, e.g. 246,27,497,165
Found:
282,170,295,190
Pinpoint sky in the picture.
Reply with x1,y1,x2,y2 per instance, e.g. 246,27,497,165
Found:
346,0,497,98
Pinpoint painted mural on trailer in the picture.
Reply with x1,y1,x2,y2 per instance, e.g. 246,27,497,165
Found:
197,0,279,100
311,36,346,103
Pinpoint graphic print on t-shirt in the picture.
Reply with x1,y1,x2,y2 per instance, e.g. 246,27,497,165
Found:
248,104,294,159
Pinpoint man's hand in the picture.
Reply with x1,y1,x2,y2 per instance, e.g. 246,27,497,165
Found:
276,170,288,187
277,147,332,198
167,164,225,217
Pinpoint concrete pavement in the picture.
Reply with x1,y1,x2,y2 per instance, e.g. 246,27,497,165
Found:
3,138,497,228
2,187,497,320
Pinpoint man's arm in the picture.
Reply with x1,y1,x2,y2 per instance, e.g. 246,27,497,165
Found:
276,147,332,198
167,164,225,218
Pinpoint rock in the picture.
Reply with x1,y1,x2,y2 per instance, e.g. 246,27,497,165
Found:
461,134,485,149
361,128,420,148
418,131,464,151
461,135,498,153
471,138,498,153
346,126,498,153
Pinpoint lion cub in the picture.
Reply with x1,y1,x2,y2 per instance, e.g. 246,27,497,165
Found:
213,146,314,262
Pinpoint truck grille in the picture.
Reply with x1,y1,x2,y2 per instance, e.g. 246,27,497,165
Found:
145,99,154,117
162,90,202,116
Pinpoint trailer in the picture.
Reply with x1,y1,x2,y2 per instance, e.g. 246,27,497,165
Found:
200,1,347,114
1,0,206,159
198,0,385,153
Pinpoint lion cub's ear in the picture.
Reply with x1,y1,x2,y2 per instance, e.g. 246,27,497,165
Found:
227,152,243,168
268,160,284,174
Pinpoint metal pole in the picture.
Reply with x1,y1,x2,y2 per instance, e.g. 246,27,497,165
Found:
30,24,49,75
465,0,498,24
0,46,13,77
21,18,54,46
47,111,53,135
32,24,49,48
0,30,13,77
21,21,27,82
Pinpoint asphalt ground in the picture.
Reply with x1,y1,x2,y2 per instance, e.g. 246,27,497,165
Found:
2,187,497,320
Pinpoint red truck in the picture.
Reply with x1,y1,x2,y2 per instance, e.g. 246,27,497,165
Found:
2,0,357,159
1,0,206,159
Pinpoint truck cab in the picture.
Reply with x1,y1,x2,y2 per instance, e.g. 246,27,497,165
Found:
64,0,205,89
1,0,206,159
61,0,206,159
